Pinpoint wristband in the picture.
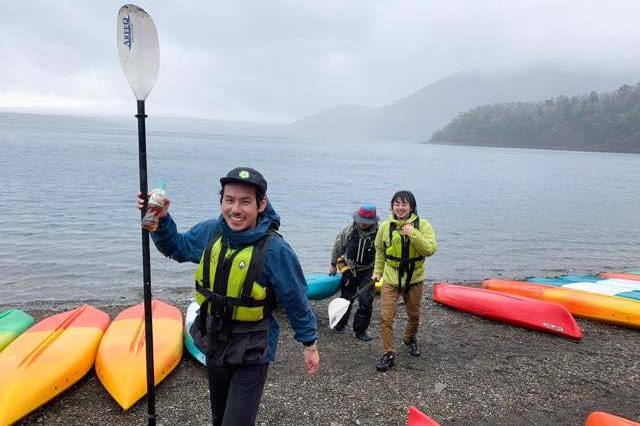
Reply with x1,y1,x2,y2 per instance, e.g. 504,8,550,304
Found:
303,342,318,352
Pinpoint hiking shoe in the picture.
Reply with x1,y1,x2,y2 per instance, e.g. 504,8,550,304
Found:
375,352,395,372
404,336,421,357
354,330,373,341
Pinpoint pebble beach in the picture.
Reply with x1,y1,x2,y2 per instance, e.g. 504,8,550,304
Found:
3,281,639,426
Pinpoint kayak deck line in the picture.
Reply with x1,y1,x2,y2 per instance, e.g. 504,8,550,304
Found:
19,305,92,368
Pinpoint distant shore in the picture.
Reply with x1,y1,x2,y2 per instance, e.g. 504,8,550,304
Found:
3,282,639,426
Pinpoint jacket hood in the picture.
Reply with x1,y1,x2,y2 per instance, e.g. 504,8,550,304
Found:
352,221,378,237
388,212,418,227
218,201,281,248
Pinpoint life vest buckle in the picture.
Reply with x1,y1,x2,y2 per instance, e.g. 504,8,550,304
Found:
211,293,231,319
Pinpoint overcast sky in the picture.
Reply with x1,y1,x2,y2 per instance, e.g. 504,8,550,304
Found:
2,1,640,123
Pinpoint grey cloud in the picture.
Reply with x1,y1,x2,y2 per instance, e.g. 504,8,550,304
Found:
2,1,640,121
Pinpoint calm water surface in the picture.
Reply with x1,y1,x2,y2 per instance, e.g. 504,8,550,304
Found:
1,115,639,304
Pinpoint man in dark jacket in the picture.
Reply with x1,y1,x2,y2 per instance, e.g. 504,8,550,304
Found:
329,203,379,341
138,167,319,426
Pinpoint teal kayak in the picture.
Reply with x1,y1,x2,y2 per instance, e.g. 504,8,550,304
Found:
526,276,640,301
526,275,599,285
184,301,206,366
306,273,341,300
0,309,35,352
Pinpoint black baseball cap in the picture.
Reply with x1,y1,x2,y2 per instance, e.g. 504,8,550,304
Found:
220,167,268,193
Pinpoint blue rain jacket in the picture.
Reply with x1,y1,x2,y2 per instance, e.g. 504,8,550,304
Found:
151,202,318,363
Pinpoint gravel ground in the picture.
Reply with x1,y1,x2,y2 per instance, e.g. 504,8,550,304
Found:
4,282,640,426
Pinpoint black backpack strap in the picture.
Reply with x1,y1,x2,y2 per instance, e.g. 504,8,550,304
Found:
195,232,222,335
389,217,424,292
403,217,424,292
196,227,222,298
399,234,411,292
237,233,272,310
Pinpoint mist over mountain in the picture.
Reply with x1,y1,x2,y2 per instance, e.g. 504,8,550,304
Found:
3,67,637,147
288,67,637,142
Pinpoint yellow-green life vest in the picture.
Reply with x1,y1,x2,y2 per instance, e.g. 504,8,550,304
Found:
384,217,424,289
194,235,270,322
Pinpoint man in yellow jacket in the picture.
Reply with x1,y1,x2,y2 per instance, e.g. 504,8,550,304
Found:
372,190,437,372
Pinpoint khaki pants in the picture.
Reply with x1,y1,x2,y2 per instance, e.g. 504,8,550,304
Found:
380,282,423,354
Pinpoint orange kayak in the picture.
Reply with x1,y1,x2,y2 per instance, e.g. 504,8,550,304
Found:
585,411,640,425
0,305,109,425
600,272,640,281
95,300,183,410
483,279,640,329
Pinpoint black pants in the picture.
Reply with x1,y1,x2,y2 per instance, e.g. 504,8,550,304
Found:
335,269,374,333
207,362,269,426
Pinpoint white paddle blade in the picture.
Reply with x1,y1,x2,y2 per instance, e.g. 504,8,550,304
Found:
328,298,350,329
117,4,159,101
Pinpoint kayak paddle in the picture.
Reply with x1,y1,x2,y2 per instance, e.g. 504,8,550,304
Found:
116,4,159,425
328,279,377,329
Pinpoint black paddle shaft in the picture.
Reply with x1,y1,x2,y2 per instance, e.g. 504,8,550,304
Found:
349,279,376,302
136,100,156,426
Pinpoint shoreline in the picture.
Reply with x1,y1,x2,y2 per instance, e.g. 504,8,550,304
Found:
3,282,639,425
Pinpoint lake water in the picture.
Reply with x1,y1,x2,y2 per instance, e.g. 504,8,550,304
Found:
1,114,639,304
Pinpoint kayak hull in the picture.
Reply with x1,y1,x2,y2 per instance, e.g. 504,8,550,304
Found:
95,300,183,411
584,411,640,426
0,305,109,425
483,279,640,329
184,301,206,366
0,309,34,352
306,273,340,300
527,277,640,301
563,282,640,301
433,283,582,339
407,406,440,426
527,275,599,285
601,272,640,281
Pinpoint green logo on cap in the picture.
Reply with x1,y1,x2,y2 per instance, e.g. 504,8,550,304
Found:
239,170,250,179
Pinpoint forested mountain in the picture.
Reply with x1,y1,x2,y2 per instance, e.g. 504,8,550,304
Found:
429,84,640,153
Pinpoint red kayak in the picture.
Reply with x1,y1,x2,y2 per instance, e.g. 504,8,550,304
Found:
407,406,440,426
433,283,582,340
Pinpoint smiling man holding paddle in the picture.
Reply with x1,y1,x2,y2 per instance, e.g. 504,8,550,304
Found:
138,167,319,425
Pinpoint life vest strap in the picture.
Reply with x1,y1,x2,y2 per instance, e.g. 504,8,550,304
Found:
385,255,425,263
195,284,268,309
239,233,271,309
385,216,422,292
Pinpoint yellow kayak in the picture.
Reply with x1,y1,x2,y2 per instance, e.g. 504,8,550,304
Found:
483,279,640,329
0,305,109,425
95,300,183,410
